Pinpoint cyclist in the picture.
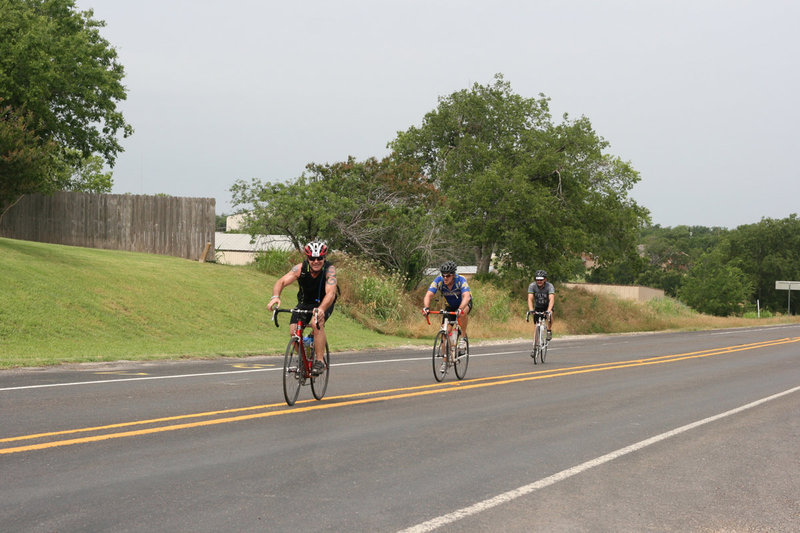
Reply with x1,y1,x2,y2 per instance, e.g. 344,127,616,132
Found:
268,240,337,375
527,269,554,344
422,261,472,351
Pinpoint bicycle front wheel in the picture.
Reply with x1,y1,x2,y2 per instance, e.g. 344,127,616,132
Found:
283,340,303,406
311,342,330,400
432,331,448,382
531,326,540,364
454,334,469,380
539,325,548,364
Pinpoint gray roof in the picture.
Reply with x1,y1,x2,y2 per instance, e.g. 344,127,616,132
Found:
424,265,493,276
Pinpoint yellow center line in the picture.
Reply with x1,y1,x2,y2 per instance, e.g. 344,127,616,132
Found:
2,337,797,455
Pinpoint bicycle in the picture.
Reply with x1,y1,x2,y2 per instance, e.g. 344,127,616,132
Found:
272,308,330,406
526,310,550,364
426,310,469,381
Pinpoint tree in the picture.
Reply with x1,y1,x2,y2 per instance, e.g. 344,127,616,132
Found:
231,157,452,288
1,102,68,215
390,74,648,279
723,215,800,313
679,247,752,316
588,224,729,295
0,0,132,220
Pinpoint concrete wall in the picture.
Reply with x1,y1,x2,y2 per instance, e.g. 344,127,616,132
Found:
562,282,665,302
214,232,294,265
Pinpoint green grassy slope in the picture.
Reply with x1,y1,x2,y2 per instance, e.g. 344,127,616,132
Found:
0,238,421,368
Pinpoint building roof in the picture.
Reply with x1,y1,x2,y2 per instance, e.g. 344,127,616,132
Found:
423,265,493,276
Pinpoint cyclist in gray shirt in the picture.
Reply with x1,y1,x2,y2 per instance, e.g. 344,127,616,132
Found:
527,269,554,341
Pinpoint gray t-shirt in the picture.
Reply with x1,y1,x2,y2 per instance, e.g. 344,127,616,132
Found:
528,281,555,311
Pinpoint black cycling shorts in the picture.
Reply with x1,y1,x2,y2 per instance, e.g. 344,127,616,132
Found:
291,302,334,325
444,299,473,316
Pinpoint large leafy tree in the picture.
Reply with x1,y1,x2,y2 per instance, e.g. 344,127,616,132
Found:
0,0,132,220
390,74,648,279
231,157,452,288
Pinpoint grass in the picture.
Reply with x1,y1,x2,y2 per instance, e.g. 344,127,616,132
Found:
2,237,798,369
0,238,422,368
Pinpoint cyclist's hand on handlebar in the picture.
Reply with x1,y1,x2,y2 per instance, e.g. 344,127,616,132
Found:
421,307,430,316
268,296,281,311
456,308,464,317
313,308,325,328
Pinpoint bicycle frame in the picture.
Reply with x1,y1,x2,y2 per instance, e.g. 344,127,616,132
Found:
274,308,315,377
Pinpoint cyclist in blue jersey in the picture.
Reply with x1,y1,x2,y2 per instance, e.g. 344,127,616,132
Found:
422,261,472,348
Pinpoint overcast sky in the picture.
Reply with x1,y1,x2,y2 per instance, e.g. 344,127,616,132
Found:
75,0,799,229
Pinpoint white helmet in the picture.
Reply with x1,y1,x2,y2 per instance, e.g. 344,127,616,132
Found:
304,240,328,258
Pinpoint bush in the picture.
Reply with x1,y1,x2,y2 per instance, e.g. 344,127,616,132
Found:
332,254,417,331
743,309,773,319
253,249,300,276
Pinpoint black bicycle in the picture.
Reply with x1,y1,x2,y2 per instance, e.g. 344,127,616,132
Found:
272,308,330,406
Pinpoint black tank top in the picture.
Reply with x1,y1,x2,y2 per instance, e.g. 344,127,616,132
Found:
297,260,332,305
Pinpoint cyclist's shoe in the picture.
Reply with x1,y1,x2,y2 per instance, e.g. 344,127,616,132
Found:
530,350,536,359
458,337,468,355
312,360,326,375
546,330,552,341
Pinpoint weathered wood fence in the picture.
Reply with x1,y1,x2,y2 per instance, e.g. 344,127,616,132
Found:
0,192,215,261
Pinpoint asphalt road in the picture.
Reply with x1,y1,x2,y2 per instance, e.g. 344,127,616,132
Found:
2,325,799,532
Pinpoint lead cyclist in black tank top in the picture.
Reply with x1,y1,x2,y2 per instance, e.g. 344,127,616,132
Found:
268,241,337,376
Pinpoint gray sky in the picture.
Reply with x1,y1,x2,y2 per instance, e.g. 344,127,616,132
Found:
76,0,799,228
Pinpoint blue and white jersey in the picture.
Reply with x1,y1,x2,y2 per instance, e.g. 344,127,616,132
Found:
427,275,471,309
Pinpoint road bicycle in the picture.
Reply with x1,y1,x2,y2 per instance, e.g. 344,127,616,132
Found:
526,310,550,364
426,310,469,381
272,308,330,406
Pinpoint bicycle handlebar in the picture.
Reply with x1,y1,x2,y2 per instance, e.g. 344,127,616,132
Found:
525,310,551,323
272,307,316,329
426,309,463,328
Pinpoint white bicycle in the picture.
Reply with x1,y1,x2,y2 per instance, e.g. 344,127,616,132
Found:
526,310,551,364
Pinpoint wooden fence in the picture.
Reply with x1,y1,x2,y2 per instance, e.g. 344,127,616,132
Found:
0,192,215,261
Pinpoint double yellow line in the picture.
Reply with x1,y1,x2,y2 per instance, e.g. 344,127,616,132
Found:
2,337,796,455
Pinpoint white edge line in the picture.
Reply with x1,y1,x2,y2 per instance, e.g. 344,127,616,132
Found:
398,385,800,533
0,350,521,392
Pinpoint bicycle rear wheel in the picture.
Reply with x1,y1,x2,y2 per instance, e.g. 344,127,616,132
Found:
283,340,303,406
454,334,469,380
311,342,330,400
432,331,448,382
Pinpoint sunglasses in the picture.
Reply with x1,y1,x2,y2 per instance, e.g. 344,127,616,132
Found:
309,256,324,262
442,273,454,278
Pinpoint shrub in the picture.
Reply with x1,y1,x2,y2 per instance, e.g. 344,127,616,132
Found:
253,249,301,276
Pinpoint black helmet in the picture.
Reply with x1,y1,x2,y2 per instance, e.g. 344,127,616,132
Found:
535,269,547,280
440,261,457,274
